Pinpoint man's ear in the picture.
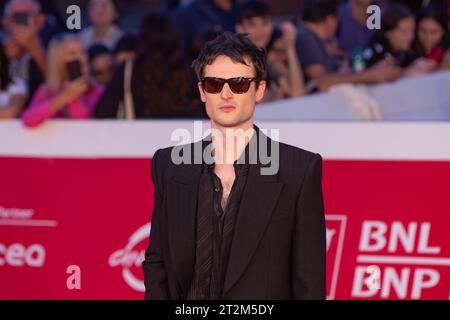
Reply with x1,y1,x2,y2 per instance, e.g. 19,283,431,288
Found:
255,80,266,103
198,82,206,103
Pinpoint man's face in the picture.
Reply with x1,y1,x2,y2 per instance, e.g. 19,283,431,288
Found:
236,16,273,49
198,55,266,129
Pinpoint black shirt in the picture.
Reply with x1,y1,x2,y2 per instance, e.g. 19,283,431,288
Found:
208,159,249,299
187,134,254,299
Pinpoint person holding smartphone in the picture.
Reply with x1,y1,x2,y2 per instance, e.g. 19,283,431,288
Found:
21,33,104,128
1,0,47,106
0,38,27,118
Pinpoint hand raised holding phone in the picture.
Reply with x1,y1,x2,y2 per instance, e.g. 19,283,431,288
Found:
66,60,84,81
56,59,89,104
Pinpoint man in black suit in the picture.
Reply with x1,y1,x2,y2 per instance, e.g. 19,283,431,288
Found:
142,32,326,300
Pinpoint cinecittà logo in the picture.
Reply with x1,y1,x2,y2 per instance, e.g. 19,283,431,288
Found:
108,223,150,292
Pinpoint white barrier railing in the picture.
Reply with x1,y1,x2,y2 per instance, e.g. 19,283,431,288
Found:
255,70,450,121
1,120,450,160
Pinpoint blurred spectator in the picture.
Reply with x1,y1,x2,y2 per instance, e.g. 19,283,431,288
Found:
235,0,305,100
188,29,221,62
88,44,115,85
265,24,306,99
78,0,124,51
337,0,375,56
171,0,239,58
2,0,47,106
113,33,137,65
22,33,104,127
297,0,400,92
412,5,450,70
362,3,436,76
296,0,342,80
0,38,27,118
362,3,416,68
235,0,273,49
95,12,206,119
36,0,65,46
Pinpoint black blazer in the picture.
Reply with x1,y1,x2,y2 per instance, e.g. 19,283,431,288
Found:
143,127,326,300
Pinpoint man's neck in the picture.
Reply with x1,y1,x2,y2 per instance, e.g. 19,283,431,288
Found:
210,121,255,165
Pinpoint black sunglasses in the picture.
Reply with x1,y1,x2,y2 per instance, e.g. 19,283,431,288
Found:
201,77,257,94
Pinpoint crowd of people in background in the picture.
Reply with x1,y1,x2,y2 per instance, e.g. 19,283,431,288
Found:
0,0,449,127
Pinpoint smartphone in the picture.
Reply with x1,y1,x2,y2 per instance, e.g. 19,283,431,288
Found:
66,60,82,80
13,12,29,26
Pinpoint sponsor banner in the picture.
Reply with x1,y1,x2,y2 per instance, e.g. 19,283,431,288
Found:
1,121,449,299
0,158,152,299
323,161,450,300
1,158,449,299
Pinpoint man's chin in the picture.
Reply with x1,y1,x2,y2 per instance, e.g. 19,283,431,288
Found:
211,116,245,128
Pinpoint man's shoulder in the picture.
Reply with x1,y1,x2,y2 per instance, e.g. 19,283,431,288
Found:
278,142,321,162
152,141,201,167
296,26,318,44
270,141,322,190
295,26,325,66
152,145,177,165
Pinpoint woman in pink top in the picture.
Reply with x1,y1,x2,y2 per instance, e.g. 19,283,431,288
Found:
22,33,104,128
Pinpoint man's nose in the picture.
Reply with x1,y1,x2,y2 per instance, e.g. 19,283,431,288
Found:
220,83,233,99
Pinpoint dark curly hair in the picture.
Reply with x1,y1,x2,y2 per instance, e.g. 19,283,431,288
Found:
137,11,195,118
192,31,267,89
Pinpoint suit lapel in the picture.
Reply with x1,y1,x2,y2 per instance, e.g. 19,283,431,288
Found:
167,141,203,294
